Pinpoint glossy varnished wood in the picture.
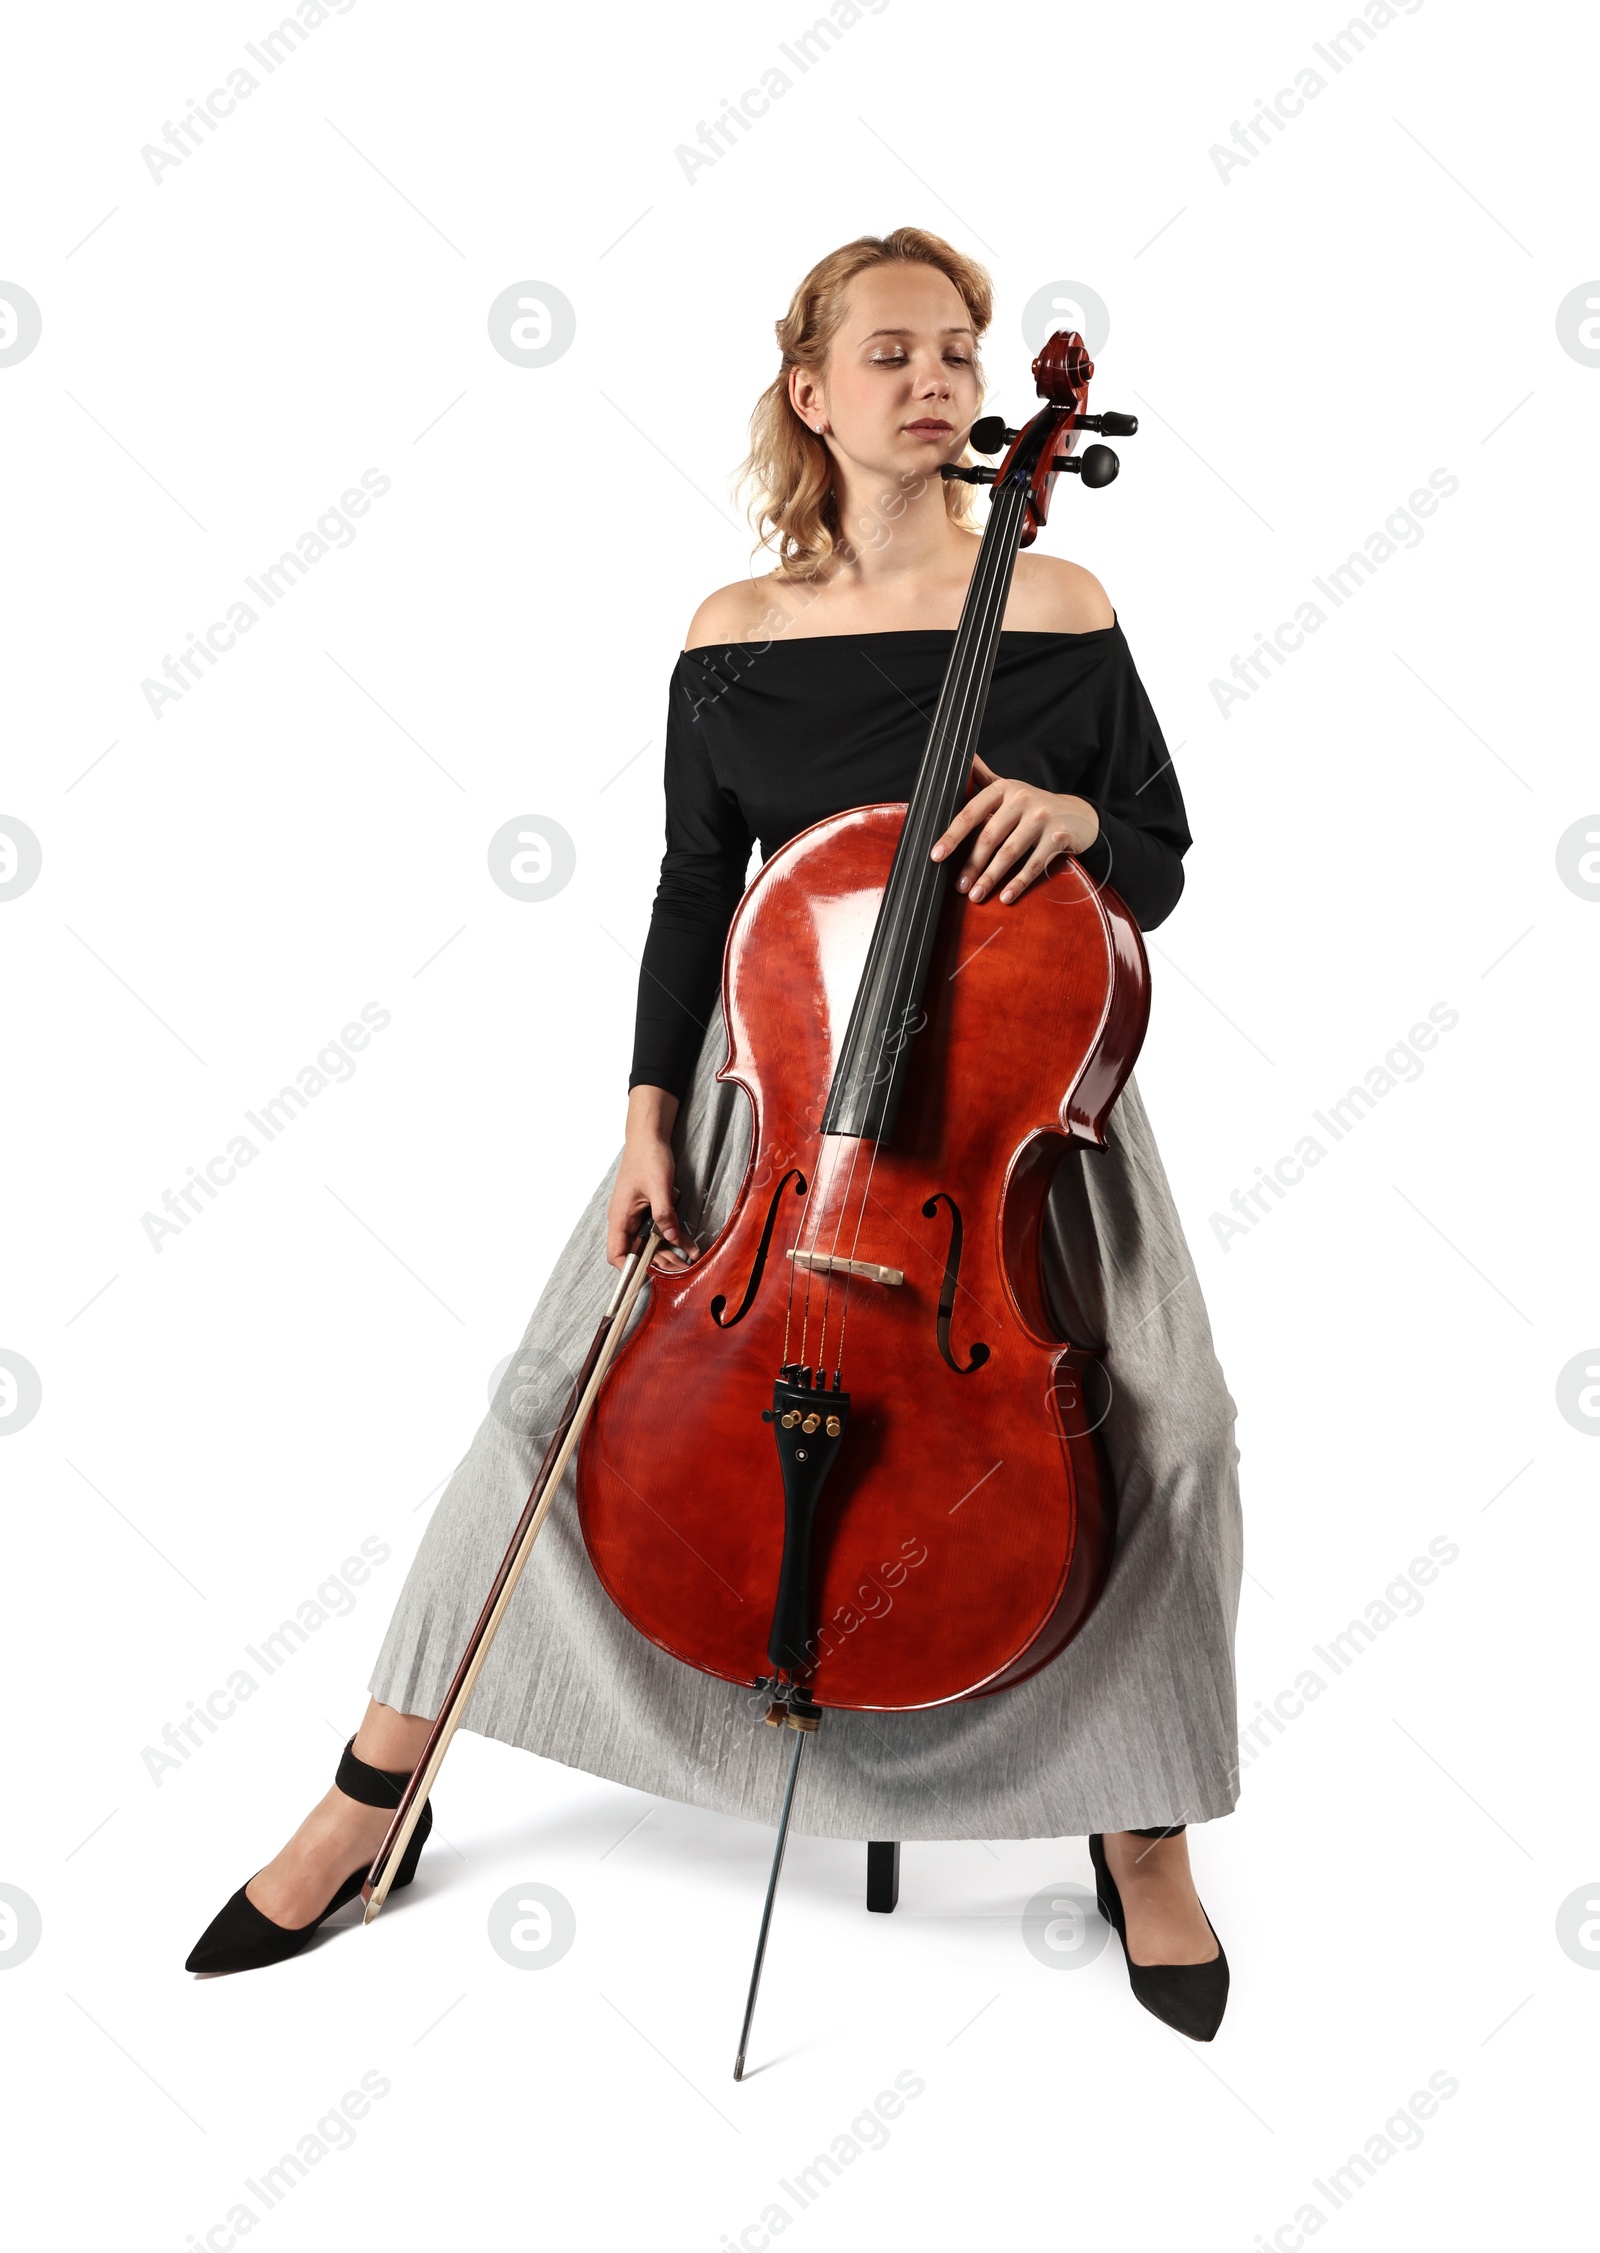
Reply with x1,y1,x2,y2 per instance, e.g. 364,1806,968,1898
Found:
576,805,1148,1712
988,327,1094,544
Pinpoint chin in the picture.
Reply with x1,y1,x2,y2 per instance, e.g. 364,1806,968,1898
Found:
894,438,958,469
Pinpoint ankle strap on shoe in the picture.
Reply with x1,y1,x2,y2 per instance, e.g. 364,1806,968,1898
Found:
1127,1822,1186,1840
335,1735,415,1808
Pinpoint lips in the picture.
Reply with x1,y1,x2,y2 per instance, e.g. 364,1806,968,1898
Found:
903,420,953,435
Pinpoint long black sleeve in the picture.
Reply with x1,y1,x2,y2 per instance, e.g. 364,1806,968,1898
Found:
1052,625,1189,930
1075,806,1184,927
628,673,753,1101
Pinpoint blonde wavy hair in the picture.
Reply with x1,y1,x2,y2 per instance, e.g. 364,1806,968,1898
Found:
740,227,994,581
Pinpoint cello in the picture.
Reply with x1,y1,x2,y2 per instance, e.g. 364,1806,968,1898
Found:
363,330,1144,2073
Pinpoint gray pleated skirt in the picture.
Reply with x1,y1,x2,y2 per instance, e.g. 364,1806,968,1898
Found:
368,1003,1244,1840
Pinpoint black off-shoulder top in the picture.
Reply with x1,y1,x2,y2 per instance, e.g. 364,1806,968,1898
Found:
629,621,1191,1100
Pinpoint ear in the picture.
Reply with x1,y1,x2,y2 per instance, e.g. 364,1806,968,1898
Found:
788,365,825,432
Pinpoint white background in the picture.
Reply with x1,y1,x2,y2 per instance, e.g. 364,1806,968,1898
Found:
2,0,1595,2245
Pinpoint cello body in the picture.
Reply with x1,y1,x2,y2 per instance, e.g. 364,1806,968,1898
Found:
576,798,1149,1711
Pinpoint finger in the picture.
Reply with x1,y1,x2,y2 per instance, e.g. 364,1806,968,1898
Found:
965,815,1045,900
956,786,1048,877
612,1184,670,1268
958,807,1032,892
994,839,1060,904
605,1191,637,1268
651,1197,697,1262
931,784,1003,862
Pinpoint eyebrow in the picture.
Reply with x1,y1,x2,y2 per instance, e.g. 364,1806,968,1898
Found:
858,324,975,342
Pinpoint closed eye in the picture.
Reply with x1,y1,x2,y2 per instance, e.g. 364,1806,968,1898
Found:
869,350,973,367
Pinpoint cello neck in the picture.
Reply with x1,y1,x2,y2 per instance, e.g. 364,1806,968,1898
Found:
819,442,1040,1145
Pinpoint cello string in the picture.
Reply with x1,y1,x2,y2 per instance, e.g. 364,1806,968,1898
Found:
817,471,1035,1378
818,473,1029,1359
791,423,1050,1375
773,460,1034,1704
808,483,1020,1366
820,488,1023,1306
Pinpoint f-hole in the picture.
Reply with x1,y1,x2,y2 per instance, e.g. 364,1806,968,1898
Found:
922,1191,990,1374
710,1170,807,1328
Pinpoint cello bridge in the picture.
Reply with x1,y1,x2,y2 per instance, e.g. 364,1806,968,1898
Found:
786,1249,904,1288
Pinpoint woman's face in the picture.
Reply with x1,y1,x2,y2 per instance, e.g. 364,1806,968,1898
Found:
791,263,981,486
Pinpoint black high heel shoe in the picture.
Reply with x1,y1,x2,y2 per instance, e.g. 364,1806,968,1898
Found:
1088,1825,1229,2041
185,1736,432,1975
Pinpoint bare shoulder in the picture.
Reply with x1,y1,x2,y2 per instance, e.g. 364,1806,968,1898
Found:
1005,553,1116,634
683,574,800,651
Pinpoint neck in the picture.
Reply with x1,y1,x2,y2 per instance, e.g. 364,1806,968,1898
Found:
823,451,974,590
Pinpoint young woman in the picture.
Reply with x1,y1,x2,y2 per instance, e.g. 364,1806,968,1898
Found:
188,228,1242,2043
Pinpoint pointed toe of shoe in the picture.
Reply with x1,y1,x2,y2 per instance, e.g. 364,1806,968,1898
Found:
184,1867,366,1976
1127,1947,1230,2042
1087,1834,1231,2042
185,1882,290,1975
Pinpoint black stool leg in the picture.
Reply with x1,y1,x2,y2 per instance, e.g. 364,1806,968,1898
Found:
866,1840,900,1913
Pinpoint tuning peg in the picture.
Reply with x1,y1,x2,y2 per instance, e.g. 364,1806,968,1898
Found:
1074,410,1139,437
1052,444,1120,487
968,416,1018,454
940,463,997,484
